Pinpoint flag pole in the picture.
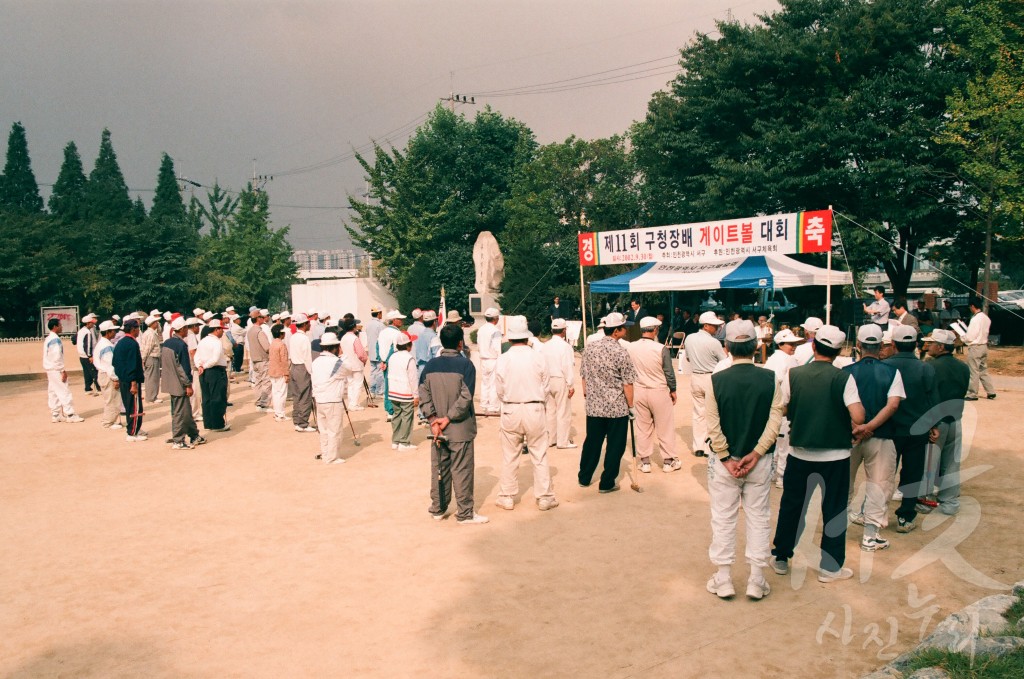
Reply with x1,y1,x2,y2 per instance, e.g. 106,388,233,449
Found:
826,205,833,325
578,230,588,349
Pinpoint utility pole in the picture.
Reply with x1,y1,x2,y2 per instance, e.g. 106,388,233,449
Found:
441,93,477,112
250,160,273,192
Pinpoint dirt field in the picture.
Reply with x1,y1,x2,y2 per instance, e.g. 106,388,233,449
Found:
1,358,1021,679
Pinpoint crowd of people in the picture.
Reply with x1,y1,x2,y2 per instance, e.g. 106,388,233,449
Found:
43,291,995,598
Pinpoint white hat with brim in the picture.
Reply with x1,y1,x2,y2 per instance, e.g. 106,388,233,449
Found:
99,320,119,333
801,317,824,332
724,319,757,342
144,315,159,326
422,310,437,322
184,317,201,327
639,317,661,329
698,311,724,326
82,313,98,323
484,307,500,319
293,313,309,325
319,332,341,347
506,316,531,340
604,312,628,328
924,329,956,345
386,310,407,321
551,318,567,331
815,325,847,349
208,319,222,329
170,317,186,331
892,325,918,343
856,324,883,345
773,329,804,345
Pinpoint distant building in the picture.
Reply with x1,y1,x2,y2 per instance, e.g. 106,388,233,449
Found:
291,249,373,280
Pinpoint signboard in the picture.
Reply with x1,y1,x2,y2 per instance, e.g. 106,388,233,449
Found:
40,306,79,336
578,209,832,266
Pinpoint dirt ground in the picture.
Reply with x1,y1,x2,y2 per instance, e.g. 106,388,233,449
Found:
1,353,1022,679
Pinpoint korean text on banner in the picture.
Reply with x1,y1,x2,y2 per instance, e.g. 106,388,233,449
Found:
577,209,832,266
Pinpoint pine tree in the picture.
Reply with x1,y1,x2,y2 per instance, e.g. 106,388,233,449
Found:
150,152,185,222
0,122,43,213
132,197,147,224
85,128,132,223
48,141,89,221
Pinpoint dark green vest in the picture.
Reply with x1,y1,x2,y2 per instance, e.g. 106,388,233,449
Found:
788,361,853,449
711,363,777,458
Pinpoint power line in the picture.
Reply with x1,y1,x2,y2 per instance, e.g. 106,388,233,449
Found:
466,54,679,96
474,66,683,98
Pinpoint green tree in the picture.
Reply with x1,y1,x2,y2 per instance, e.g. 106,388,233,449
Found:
85,128,132,223
631,0,965,296
150,153,186,223
194,181,239,236
48,141,89,221
0,122,43,213
132,197,147,224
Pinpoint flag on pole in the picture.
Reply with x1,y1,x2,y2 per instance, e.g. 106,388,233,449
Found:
438,286,447,329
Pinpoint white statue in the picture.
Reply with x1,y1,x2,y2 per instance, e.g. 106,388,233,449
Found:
472,231,504,294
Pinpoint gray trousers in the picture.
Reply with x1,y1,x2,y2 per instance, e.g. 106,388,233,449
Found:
252,360,270,408
429,439,476,521
290,364,313,427
144,357,161,402
966,344,995,398
932,420,962,514
391,400,414,445
170,394,199,444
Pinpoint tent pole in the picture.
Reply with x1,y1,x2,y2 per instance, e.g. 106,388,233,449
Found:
826,205,833,325
578,231,588,348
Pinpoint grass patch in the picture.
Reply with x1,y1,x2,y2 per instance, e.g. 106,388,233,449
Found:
900,647,1024,678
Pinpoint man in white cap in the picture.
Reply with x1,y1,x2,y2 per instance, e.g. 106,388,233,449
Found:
311,332,346,464
494,316,558,511
793,317,822,365
195,318,231,432
408,308,425,338
139,315,164,404
307,308,324,345
184,318,203,420
112,318,146,441
414,310,439,379
704,320,784,600
386,332,418,449
246,310,272,412
43,318,85,423
763,329,804,487
578,312,637,493
541,317,575,449
94,320,122,429
161,311,173,341
290,313,316,432
76,313,100,396
843,324,905,552
772,325,865,583
228,313,246,376
923,329,970,515
161,317,204,449
476,307,502,416
683,311,726,457
586,317,606,345
365,305,386,396
377,310,406,369
627,316,682,473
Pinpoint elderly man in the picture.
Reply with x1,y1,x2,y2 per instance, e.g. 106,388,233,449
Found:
365,305,386,396
290,313,317,432
494,316,558,511
541,317,575,449
704,320,784,600
75,313,101,395
414,310,439,379
161,317,204,449
793,316,822,365
772,325,866,583
195,318,231,433
627,316,681,473
311,332,347,465
579,312,637,493
44,318,85,423
923,329,970,515
683,311,726,457
247,310,272,412
764,329,804,488
476,307,502,416
113,318,147,441
94,320,122,429
139,315,164,404
184,317,204,420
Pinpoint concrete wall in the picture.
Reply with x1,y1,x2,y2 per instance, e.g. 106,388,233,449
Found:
291,278,398,323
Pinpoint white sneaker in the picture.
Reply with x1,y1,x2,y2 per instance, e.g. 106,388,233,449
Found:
662,458,683,473
431,511,448,521
65,415,84,423
639,461,652,474
706,573,735,599
348,405,365,411
126,434,148,442
746,577,771,600
295,425,317,433
152,398,164,404
255,406,271,412
398,443,417,450
495,496,515,511
457,513,489,525
325,458,345,465
892,488,903,502
110,423,123,430
51,415,65,423
775,477,784,489
817,567,855,583
391,443,399,450
556,443,578,449
274,415,288,422
537,498,559,511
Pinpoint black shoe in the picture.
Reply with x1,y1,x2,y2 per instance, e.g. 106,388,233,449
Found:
965,397,979,401
578,481,591,488
226,402,234,407
987,393,997,400
598,484,620,494
693,450,707,457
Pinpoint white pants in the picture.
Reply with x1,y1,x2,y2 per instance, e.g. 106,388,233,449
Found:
707,453,773,567
46,370,75,417
690,373,712,453
849,437,898,528
346,371,362,408
775,417,791,480
316,401,343,463
634,384,677,461
480,358,498,412
97,372,121,426
271,376,288,417
191,369,203,419
498,403,554,500
546,376,572,447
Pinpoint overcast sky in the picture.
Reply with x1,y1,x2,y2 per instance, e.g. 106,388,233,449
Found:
1,0,778,251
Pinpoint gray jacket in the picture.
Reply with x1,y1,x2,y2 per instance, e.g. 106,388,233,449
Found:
418,349,477,443
160,337,192,397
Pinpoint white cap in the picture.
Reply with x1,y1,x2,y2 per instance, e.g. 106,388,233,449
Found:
162,311,172,321
225,306,235,313
125,312,140,321
639,316,661,329
99,320,119,332
773,329,804,345
924,329,956,346
386,310,407,321
82,313,98,323
207,319,222,329
319,331,341,347
484,307,500,319
411,308,423,319
259,309,269,317
271,313,280,322
144,315,159,326
111,314,121,321
596,317,606,329
150,309,160,316
506,316,531,340
814,325,847,349
170,317,186,331
856,324,883,344
801,317,824,332
604,312,627,328
306,307,318,317
293,313,309,325
202,311,214,321
184,317,201,327
395,332,413,347
280,310,292,319
193,308,205,316
698,311,724,326
724,319,756,342
446,310,463,323
422,310,437,322
551,318,567,331
892,325,918,343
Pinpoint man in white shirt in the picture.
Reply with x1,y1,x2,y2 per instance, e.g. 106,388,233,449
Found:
963,298,995,400
763,329,803,487
76,313,100,395
311,332,347,464
476,307,502,417
793,316,823,365
682,311,726,457
43,318,84,423
185,318,204,420
586,317,607,345
863,286,891,331
195,319,230,432
627,316,681,472
290,313,316,432
94,320,122,429
540,318,576,449
365,306,386,396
